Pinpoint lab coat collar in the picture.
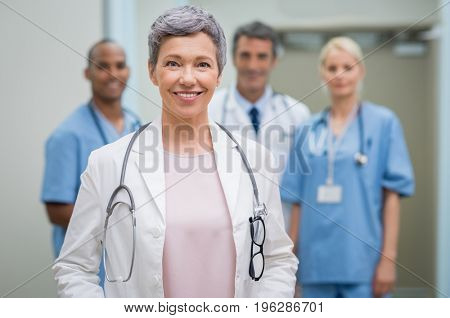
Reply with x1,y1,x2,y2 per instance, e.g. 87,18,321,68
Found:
131,116,243,222
132,117,166,219
232,82,273,114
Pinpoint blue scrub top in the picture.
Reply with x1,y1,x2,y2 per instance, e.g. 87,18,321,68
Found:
280,101,415,284
41,102,141,258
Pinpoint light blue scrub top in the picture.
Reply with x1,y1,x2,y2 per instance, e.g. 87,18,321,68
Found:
280,102,415,284
41,102,141,258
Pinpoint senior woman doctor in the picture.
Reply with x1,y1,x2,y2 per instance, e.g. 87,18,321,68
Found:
281,37,414,298
53,5,297,298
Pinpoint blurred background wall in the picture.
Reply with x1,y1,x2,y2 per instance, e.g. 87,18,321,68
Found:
0,0,103,297
0,0,448,297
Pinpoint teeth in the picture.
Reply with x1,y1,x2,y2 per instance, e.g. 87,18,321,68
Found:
177,92,199,98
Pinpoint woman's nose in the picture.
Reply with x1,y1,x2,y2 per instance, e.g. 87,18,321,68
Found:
179,67,196,86
333,69,345,80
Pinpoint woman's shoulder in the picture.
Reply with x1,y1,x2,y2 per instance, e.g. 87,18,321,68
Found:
290,112,325,140
361,101,399,123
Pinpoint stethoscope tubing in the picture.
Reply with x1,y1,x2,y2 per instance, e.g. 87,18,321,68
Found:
312,103,367,165
102,121,267,282
88,100,141,146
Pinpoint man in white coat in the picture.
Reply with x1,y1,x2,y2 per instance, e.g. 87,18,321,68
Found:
209,21,310,226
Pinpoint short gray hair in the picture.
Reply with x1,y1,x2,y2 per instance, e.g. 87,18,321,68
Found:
148,5,227,75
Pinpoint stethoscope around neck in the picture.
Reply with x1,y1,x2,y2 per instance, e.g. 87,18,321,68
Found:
311,103,368,166
88,100,141,146
101,121,268,283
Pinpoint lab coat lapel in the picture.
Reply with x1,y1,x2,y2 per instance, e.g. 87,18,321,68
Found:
131,117,243,222
132,118,166,218
210,119,243,222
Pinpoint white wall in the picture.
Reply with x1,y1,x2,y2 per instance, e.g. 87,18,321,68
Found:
0,0,102,297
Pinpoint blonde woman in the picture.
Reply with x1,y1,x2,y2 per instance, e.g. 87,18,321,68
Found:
281,37,414,297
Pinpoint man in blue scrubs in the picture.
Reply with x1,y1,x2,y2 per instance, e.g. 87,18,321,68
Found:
41,39,141,286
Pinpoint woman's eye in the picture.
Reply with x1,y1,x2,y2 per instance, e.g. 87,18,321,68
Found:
327,65,337,73
344,65,353,72
198,62,211,68
165,61,179,67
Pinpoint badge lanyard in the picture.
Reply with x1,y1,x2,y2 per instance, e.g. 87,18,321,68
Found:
325,104,359,185
317,105,359,204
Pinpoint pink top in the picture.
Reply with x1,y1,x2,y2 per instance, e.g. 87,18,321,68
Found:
162,150,236,298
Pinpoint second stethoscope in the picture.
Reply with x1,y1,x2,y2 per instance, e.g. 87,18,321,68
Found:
88,100,141,146
101,122,268,283
309,103,368,166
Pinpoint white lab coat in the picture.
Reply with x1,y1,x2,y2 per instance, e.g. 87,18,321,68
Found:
53,116,298,298
209,84,310,224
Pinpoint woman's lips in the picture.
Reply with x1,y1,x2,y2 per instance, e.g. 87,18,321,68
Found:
173,91,204,103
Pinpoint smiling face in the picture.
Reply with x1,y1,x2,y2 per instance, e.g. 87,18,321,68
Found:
149,32,221,122
321,48,365,100
85,42,129,102
233,36,276,95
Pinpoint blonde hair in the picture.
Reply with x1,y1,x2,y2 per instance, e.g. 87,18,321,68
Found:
319,36,364,68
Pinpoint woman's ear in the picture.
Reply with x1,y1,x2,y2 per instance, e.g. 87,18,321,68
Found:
319,65,326,82
216,73,222,88
359,64,366,80
148,60,158,86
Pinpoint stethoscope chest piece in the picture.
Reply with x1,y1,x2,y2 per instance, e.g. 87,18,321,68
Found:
354,152,368,166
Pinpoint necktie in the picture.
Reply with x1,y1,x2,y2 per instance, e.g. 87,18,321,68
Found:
249,106,260,134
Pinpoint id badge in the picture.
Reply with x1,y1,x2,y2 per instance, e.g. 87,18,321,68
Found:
317,184,342,203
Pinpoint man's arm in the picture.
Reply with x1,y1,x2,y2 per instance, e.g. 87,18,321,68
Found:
45,203,74,228
41,130,79,225
288,203,300,254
